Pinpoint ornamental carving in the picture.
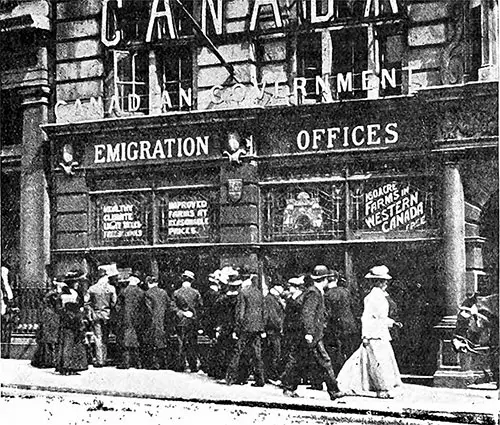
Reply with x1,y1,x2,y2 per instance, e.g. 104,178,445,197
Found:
438,98,498,140
440,2,468,86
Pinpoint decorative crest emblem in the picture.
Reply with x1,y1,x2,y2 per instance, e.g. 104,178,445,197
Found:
227,179,243,203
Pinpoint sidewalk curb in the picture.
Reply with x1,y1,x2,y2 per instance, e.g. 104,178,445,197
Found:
2,383,497,425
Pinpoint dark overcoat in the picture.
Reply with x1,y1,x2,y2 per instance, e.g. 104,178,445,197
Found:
173,285,203,327
144,286,172,349
55,302,88,373
324,286,358,337
235,284,267,334
264,293,285,334
301,285,326,346
115,284,146,348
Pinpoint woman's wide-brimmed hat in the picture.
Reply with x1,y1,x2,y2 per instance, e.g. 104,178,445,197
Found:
98,263,119,277
365,265,392,280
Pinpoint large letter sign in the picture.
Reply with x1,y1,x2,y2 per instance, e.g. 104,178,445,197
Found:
202,0,223,35
250,0,283,31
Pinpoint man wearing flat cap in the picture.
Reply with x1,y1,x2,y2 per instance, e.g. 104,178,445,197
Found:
173,270,203,372
282,265,343,400
86,264,118,367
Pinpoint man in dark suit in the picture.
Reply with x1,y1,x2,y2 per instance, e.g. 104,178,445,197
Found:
144,276,175,370
115,276,146,369
324,271,359,374
282,265,343,400
226,269,267,387
173,270,203,372
263,284,285,383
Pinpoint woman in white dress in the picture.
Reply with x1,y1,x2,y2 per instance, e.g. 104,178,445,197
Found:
337,265,402,398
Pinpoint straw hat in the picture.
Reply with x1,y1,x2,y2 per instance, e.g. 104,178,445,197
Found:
182,270,195,281
98,263,119,277
364,265,392,280
287,276,305,287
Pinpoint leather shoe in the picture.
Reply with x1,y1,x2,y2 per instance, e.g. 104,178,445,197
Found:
329,391,346,400
251,382,264,387
283,389,301,398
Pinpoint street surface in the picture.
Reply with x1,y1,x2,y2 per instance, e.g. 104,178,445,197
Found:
1,387,465,425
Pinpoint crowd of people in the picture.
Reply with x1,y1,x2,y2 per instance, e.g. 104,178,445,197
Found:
31,262,403,400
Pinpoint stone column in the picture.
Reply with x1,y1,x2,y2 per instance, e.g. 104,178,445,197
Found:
441,162,467,316
433,162,470,387
19,87,50,288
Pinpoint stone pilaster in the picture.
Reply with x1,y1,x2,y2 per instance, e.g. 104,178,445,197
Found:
19,86,50,288
219,159,259,275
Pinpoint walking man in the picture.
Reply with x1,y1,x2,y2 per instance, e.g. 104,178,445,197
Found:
263,283,285,384
86,264,118,367
226,268,267,387
281,265,343,400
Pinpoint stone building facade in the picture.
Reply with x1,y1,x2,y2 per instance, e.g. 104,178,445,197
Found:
1,0,498,387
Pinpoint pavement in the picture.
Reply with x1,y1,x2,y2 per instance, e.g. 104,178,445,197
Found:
0,359,498,424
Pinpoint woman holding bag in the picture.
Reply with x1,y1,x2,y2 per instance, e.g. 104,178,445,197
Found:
337,265,402,399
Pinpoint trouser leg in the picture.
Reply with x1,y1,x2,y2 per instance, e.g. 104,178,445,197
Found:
281,340,302,392
251,333,265,385
94,320,108,366
226,333,247,383
313,340,340,394
186,327,198,371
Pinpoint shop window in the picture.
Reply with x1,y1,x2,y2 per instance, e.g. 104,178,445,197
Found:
263,184,345,242
0,90,23,147
113,50,149,115
156,189,219,243
156,45,194,111
349,179,438,235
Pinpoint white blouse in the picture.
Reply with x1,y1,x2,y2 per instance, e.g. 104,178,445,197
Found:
361,287,395,341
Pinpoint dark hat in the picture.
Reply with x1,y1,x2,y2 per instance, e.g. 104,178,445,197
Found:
64,269,84,282
310,265,332,280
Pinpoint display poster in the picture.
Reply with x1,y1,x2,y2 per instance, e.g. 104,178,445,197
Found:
362,182,428,233
95,196,149,245
159,196,211,241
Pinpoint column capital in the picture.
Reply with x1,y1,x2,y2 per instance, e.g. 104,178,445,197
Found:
19,85,50,107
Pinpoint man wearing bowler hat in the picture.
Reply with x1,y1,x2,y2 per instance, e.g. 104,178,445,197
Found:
173,270,203,372
282,265,343,400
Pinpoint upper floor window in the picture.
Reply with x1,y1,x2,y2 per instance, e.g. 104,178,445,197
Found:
468,0,498,81
156,45,193,111
113,50,149,115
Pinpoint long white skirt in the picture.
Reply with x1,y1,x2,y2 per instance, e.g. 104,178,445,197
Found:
337,339,402,394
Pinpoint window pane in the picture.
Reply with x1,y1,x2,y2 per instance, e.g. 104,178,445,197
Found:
297,33,322,102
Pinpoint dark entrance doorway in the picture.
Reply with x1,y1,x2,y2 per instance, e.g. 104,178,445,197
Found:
352,242,444,376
